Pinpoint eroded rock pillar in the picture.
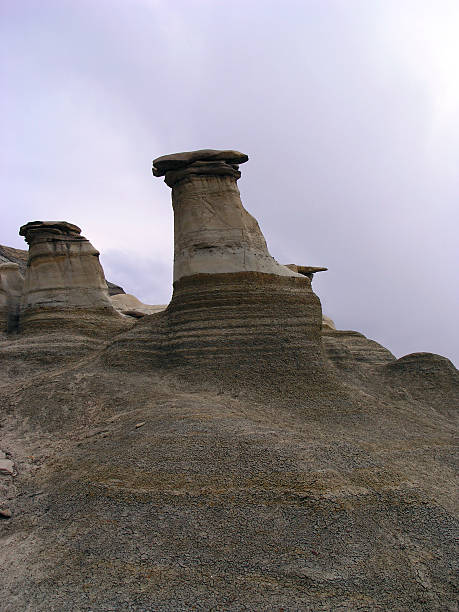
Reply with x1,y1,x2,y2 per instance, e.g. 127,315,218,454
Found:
18,221,126,335
151,149,324,379
154,149,302,282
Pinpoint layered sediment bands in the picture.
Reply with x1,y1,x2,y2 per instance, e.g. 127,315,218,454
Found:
0,263,24,333
322,328,395,370
166,272,322,371
105,272,325,387
381,352,459,417
128,149,326,388
322,332,459,416
18,221,128,337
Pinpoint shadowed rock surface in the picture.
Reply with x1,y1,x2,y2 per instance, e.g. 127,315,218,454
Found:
0,263,23,334
0,150,457,611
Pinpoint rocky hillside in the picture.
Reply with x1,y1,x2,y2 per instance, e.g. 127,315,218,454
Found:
1,150,457,611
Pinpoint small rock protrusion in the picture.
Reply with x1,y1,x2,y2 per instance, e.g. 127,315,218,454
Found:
0,458,14,476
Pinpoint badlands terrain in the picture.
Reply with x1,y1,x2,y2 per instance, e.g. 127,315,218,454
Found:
1,150,457,611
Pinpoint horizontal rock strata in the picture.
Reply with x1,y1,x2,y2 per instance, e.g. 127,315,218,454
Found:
0,242,124,296
1,148,458,611
18,221,128,337
106,272,324,388
106,149,326,383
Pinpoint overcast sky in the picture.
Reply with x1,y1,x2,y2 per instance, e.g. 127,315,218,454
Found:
1,0,458,364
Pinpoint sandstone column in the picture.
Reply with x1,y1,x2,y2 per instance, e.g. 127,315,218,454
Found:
153,149,302,282
18,221,126,335
150,149,324,379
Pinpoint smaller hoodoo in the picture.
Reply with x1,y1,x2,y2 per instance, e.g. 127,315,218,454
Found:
18,221,127,336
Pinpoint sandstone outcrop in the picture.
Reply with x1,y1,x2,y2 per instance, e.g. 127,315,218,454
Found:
285,263,328,280
153,149,302,281
18,221,127,336
107,150,323,381
0,263,23,333
110,293,167,317
322,314,336,330
0,243,125,296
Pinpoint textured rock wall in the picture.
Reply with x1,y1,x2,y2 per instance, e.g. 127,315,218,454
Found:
1,149,458,612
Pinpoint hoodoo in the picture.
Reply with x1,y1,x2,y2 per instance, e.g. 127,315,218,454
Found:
149,149,323,378
153,149,302,281
1,150,458,612
18,221,126,336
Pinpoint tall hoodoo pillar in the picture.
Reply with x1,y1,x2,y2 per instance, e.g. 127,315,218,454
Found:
18,221,125,335
153,149,302,282
151,149,324,378
0,263,24,333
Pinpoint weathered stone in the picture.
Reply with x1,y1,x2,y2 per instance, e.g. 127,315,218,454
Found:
0,263,24,333
0,242,125,296
18,221,127,336
106,149,324,377
153,149,248,175
322,315,336,330
285,263,328,280
110,294,167,317
0,459,14,476
1,149,458,612
153,149,302,282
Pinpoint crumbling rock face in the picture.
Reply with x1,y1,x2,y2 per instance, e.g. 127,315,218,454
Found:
0,223,131,385
322,328,396,370
18,221,127,336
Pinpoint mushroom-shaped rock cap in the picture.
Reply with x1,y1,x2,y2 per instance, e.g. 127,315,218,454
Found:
19,221,83,246
153,149,249,177
20,221,81,237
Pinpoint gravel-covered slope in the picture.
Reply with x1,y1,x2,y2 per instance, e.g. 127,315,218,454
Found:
1,335,457,611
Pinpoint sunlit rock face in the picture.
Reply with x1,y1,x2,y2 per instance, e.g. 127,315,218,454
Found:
0,263,24,333
153,149,301,282
18,221,126,336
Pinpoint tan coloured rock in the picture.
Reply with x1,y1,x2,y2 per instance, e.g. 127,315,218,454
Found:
153,150,302,282
110,293,167,317
322,315,336,330
18,221,127,335
108,150,323,377
285,263,328,280
0,263,24,333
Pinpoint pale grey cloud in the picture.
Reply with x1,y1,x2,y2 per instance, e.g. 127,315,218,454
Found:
1,0,458,363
